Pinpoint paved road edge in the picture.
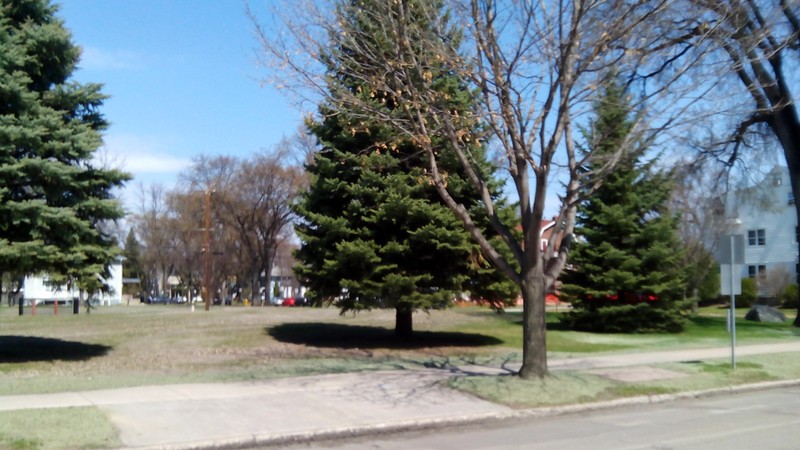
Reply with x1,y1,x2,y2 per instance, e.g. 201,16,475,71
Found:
138,378,800,450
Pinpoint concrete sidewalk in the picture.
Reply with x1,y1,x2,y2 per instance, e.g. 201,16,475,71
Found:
3,342,800,449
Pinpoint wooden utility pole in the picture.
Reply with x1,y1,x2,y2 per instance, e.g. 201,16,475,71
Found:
204,188,213,311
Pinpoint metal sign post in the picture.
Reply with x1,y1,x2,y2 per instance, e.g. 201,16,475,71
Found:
719,234,744,369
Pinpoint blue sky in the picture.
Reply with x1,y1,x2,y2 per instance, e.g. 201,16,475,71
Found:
57,0,303,210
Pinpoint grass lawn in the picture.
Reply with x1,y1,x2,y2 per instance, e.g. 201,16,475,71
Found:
451,306,799,355
0,407,120,450
0,303,798,449
1,303,797,396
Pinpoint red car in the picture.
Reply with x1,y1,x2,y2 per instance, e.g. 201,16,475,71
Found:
281,297,295,307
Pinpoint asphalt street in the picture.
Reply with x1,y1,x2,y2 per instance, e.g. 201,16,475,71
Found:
303,385,800,450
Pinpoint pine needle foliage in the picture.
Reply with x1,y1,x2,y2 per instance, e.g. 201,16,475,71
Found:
0,0,129,294
293,0,517,338
560,81,688,333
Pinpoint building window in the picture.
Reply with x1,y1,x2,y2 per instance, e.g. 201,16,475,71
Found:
747,229,765,246
748,265,766,281
789,191,795,205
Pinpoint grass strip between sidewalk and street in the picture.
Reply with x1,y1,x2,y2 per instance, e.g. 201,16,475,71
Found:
446,352,800,409
0,407,120,450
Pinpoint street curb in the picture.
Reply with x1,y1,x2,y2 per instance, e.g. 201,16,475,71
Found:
137,378,800,450
508,378,800,418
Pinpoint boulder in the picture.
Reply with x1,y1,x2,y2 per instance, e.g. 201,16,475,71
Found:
744,304,787,323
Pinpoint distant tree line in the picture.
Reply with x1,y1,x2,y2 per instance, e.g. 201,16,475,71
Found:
124,143,304,305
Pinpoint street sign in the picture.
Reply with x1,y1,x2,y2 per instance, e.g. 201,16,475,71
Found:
718,234,745,264
720,264,742,295
719,234,745,296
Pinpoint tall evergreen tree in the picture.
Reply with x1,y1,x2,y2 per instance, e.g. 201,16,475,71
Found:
122,229,144,297
0,0,128,301
560,81,688,333
293,0,517,338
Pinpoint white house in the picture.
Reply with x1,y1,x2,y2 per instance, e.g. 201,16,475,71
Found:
725,166,797,293
22,258,124,306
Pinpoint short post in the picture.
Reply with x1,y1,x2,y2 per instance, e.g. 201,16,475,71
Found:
719,231,743,370
729,235,737,369
54,300,58,315
32,301,36,316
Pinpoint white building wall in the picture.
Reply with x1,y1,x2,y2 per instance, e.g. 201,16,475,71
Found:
726,167,797,287
22,259,125,305
106,261,123,305
22,275,75,303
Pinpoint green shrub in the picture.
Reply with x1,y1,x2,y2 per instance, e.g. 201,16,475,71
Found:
559,302,686,333
779,284,799,309
697,265,720,305
738,277,758,308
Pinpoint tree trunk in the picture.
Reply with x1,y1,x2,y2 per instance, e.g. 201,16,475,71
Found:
770,104,800,327
518,268,548,379
793,184,800,327
252,273,260,306
395,307,413,340
789,179,800,327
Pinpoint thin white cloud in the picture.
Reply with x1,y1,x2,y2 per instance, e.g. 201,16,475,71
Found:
120,153,192,174
93,133,193,214
79,46,145,71
97,133,192,175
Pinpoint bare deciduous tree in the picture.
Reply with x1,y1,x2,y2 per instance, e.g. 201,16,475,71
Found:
163,189,208,301
761,265,794,302
252,0,702,378
179,150,303,305
288,123,320,166
669,162,730,306
131,182,174,297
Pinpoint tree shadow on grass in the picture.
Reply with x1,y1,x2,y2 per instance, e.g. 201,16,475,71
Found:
267,322,502,349
0,336,112,363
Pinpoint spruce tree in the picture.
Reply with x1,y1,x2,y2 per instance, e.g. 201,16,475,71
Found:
560,81,688,333
293,0,517,338
123,229,144,297
0,0,129,301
